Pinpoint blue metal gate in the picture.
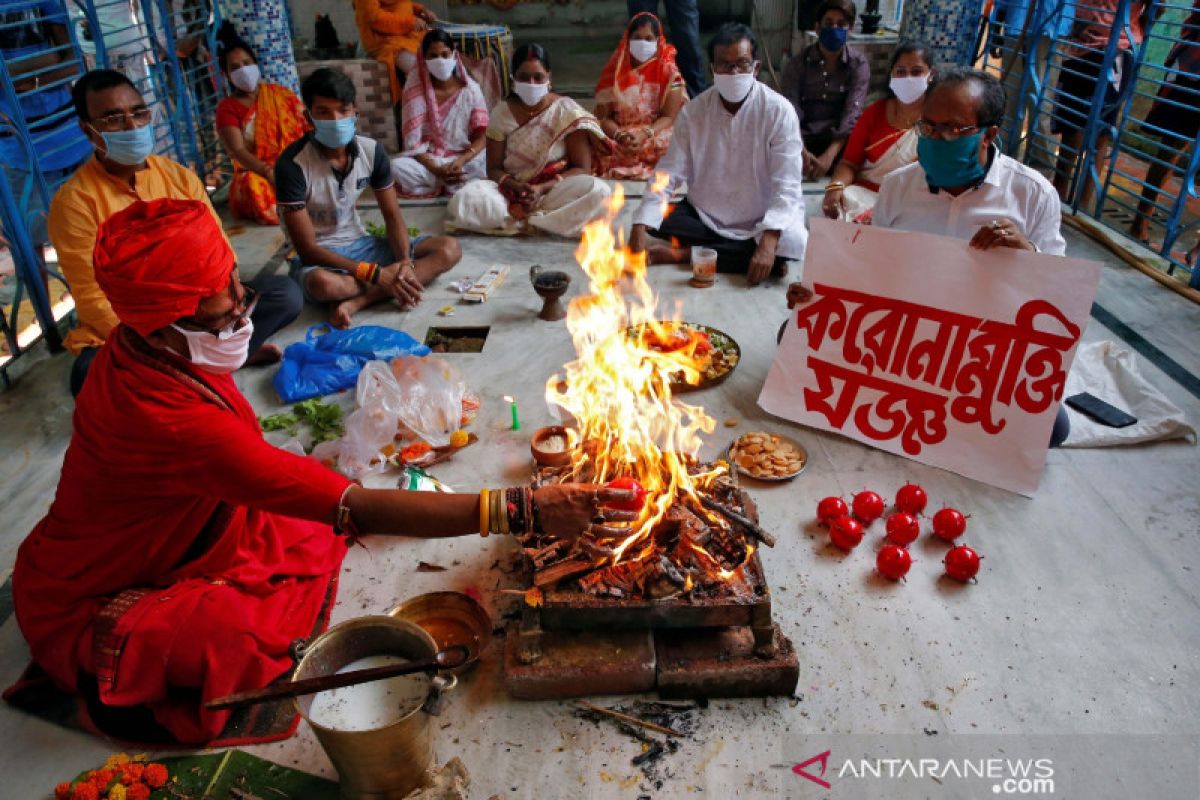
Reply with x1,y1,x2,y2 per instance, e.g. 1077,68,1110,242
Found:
0,0,225,384
979,0,1199,287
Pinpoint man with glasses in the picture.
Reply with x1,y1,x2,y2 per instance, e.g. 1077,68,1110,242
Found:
780,0,869,180
48,69,302,396
630,23,807,286
873,67,1066,256
869,67,1070,447
13,197,631,744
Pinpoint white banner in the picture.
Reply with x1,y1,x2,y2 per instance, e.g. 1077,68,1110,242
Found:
758,219,1102,495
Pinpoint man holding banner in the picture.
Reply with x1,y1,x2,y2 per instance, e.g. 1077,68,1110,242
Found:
873,68,1067,257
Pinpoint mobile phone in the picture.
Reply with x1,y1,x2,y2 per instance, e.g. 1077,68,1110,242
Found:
1065,392,1138,428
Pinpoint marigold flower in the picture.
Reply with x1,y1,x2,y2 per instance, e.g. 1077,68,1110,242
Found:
88,769,115,788
143,763,169,788
122,763,145,783
103,754,131,770
54,782,72,800
449,430,469,448
108,785,129,800
69,784,100,800
126,784,151,800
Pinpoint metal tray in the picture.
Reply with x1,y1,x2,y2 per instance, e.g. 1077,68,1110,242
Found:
727,431,808,482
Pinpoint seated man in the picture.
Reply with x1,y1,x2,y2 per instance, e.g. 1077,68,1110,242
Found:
863,67,1070,445
12,197,631,744
629,23,807,286
49,69,300,397
780,0,869,180
278,67,460,329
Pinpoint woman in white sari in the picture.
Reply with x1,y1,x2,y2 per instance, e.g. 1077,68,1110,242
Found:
822,42,933,223
446,43,612,237
392,30,489,197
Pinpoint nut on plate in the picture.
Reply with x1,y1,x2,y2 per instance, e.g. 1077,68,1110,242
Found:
729,431,806,479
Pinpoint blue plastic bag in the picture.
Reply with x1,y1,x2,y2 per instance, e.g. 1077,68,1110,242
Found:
274,324,432,402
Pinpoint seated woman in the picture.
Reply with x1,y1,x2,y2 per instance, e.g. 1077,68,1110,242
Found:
392,30,489,198
822,41,933,224
215,39,309,226
593,12,686,180
446,43,612,238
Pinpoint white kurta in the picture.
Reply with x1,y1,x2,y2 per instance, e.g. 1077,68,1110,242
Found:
873,150,1068,256
633,82,808,262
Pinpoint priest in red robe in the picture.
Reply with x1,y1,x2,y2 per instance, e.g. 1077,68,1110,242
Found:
12,198,631,743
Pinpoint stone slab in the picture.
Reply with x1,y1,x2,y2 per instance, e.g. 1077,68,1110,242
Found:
655,624,799,699
503,624,656,700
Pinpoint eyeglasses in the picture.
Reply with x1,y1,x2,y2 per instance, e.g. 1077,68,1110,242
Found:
177,285,258,338
914,119,982,140
89,107,154,132
713,59,758,75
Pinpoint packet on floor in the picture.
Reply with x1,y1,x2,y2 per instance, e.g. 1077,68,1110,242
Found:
400,466,453,493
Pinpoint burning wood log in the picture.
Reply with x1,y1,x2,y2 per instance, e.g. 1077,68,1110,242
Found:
579,558,657,596
534,558,594,588
699,497,776,548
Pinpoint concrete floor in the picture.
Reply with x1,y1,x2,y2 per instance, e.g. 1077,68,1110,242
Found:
1,189,1199,799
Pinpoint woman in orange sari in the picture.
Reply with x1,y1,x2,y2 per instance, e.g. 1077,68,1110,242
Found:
215,40,310,226
593,12,686,180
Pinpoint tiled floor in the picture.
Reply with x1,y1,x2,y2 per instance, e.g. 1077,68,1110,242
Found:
1,190,1198,798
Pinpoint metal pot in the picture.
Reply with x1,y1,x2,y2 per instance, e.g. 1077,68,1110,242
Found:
293,616,457,799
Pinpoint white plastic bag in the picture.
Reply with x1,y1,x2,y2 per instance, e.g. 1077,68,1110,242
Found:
312,362,404,479
389,355,468,448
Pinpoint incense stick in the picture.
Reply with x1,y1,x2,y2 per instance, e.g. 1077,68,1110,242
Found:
575,700,684,738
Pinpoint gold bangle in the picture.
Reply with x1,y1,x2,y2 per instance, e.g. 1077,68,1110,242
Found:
479,489,490,537
824,182,845,193
492,489,508,535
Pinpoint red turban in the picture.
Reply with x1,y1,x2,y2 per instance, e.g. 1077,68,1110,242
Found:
93,198,235,337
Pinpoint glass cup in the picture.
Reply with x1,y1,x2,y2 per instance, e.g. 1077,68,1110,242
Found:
691,247,717,285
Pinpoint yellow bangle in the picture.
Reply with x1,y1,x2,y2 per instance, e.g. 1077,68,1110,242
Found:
824,182,845,193
492,489,508,535
479,489,490,537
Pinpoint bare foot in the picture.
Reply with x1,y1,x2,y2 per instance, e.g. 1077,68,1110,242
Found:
244,343,283,367
647,243,689,265
330,300,355,329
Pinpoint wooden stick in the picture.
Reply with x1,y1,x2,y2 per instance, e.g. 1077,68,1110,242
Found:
699,497,776,548
205,646,470,711
575,700,684,738
534,557,593,587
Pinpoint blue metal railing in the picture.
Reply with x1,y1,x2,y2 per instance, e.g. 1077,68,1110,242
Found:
0,0,225,384
979,0,1200,288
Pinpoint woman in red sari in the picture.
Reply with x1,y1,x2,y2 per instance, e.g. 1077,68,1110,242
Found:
215,40,310,226
593,12,686,180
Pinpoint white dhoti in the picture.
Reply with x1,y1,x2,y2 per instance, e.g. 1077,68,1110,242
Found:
445,174,613,237
392,151,486,198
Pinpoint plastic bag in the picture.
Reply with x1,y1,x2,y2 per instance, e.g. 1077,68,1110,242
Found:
274,324,431,403
389,355,468,449
311,362,403,479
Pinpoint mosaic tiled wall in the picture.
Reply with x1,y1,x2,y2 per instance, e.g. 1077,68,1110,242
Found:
899,0,981,68
218,0,302,94
296,59,400,153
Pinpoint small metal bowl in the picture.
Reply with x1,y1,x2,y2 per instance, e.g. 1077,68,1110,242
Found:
387,592,491,674
727,431,809,482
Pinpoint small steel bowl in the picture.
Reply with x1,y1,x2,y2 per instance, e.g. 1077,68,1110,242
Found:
387,592,491,674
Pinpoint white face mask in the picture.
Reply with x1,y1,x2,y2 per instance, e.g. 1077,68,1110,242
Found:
229,64,261,93
170,318,255,374
890,74,929,105
713,72,757,103
629,39,658,63
513,80,549,106
426,56,457,82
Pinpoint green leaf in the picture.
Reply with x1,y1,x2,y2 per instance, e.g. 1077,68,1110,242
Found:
150,749,339,799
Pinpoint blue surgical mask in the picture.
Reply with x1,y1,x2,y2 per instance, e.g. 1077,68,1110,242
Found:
917,130,988,189
97,124,155,166
312,116,357,148
818,26,848,51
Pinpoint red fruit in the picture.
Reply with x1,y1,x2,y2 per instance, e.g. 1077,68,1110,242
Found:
829,515,864,551
895,483,929,515
876,544,913,580
604,477,647,511
816,496,849,526
944,545,981,582
931,508,968,541
884,512,920,547
851,490,885,524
